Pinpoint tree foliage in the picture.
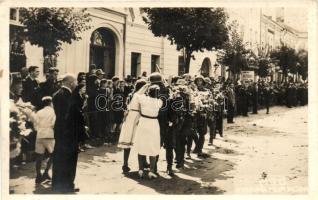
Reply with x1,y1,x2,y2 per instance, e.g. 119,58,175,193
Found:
297,49,308,80
217,21,248,76
20,8,91,56
270,44,298,80
142,8,229,73
257,58,271,77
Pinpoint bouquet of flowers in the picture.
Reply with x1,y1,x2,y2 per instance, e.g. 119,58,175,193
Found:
10,99,35,159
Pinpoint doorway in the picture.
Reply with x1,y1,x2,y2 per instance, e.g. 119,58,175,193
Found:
89,28,116,78
131,52,141,78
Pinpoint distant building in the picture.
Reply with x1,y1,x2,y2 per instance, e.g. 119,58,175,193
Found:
226,7,308,81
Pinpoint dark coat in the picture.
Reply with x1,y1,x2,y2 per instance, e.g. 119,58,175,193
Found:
53,87,72,141
22,76,41,107
52,87,78,191
112,87,125,124
69,88,88,144
40,79,60,98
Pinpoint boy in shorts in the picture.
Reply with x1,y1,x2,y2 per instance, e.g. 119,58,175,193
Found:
24,96,56,184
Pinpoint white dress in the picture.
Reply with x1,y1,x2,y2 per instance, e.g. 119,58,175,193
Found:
133,94,162,156
117,93,141,148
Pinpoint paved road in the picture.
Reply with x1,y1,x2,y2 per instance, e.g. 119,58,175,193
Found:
9,106,308,194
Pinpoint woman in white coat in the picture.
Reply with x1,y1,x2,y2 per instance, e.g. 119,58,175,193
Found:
134,84,163,179
118,79,148,173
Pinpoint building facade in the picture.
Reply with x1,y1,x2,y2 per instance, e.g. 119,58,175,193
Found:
9,7,307,81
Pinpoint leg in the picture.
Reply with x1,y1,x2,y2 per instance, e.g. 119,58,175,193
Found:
154,155,159,173
208,125,214,145
122,148,131,173
176,134,186,168
43,154,53,179
186,135,192,155
137,154,145,171
149,156,157,172
148,156,158,179
166,148,174,175
35,153,44,183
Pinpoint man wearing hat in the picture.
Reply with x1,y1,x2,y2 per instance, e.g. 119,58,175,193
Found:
22,96,56,184
95,69,105,80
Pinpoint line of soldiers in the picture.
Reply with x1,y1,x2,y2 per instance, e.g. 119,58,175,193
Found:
232,79,308,117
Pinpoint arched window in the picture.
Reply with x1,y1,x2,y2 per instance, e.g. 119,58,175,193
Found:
89,28,116,78
201,57,211,77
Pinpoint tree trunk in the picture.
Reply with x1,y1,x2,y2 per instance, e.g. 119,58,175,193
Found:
43,47,57,74
184,50,192,74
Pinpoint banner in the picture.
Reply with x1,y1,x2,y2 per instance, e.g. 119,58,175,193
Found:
241,71,254,82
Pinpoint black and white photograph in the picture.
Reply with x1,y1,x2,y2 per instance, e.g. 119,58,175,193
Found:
1,1,317,198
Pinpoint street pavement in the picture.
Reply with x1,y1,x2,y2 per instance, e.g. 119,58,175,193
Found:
9,106,308,194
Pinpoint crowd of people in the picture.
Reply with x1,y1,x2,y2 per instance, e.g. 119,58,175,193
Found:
9,64,308,193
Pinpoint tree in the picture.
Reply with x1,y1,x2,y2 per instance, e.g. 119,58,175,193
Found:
142,8,229,73
270,44,298,82
19,8,91,72
254,43,273,78
217,21,248,79
297,49,308,80
257,58,271,78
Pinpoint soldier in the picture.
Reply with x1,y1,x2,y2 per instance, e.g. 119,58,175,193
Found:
263,83,272,114
39,67,60,100
193,76,209,158
172,78,197,168
225,83,236,123
240,82,249,117
205,78,216,145
286,82,293,108
214,87,225,138
148,72,175,175
251,82,258,114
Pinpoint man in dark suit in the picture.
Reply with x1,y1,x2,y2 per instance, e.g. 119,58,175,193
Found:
40,67,60,98
226,83,236,123
22,66,41,108
251,82,259,114
52,74,78,193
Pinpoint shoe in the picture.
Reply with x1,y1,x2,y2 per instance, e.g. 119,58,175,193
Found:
35,174,43,184
42,172,51,180
122,165,131,174
197,152,204,158
192,148,199,154
186,153,191,159
144,163,150,169
198,153,210,158
176,164,184,169
167,168,175,176
64,188,80,193
138,170,144,179
148,172,158,179
84,144,94,149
